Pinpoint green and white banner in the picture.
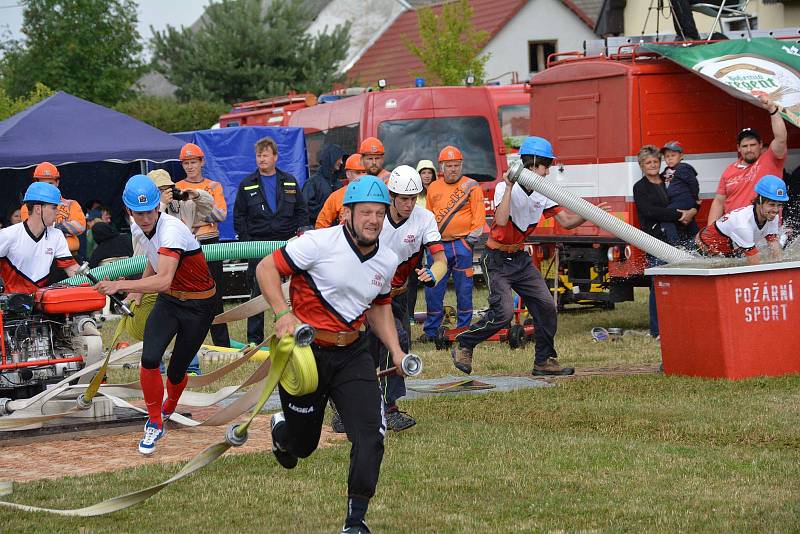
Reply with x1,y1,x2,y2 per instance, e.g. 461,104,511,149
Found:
644,38,800,128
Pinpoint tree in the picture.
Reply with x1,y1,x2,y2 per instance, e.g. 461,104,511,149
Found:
0,83,54,121
151,0,351,103
0,0,143,106
113,97,228,133
405,0,490,86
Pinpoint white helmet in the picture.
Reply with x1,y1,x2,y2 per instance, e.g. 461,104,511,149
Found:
388,165,423,195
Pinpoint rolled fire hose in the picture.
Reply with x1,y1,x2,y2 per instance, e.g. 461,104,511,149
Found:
63,240,286,286
0,331,318,516
507,160,696,264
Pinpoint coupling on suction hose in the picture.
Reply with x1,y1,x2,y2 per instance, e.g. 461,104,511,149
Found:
76,393,93,410
506,159,525,183
0,398,12,416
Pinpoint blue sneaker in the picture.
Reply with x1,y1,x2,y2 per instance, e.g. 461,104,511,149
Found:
139,420,164,455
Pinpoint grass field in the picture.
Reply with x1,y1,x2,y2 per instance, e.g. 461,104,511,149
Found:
1,288,799,533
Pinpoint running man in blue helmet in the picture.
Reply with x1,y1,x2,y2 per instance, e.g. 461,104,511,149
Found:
0,182,79,293
696,174,787,264
255,175,407,534
93,175,216,455
453,136,610,376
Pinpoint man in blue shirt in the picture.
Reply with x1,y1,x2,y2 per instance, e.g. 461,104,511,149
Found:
233,137,308,343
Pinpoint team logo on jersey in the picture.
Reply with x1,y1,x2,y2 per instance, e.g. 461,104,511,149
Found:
371,273,384,287
45,247,54,255
403,234,416,244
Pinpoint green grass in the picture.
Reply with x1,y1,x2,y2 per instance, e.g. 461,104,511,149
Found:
3,288,799,532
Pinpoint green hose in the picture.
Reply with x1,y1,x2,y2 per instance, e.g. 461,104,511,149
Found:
64,240,286,286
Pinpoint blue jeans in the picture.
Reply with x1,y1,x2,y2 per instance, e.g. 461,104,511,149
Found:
161,353,201,375
423,239,474,337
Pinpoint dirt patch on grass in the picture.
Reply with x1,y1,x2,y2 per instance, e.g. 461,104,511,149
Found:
1,405,345,483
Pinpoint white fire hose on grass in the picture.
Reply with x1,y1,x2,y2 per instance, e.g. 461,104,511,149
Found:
506,160,696,264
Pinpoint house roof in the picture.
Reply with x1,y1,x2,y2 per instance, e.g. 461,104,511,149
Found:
562,0,604,29
346,0,528,88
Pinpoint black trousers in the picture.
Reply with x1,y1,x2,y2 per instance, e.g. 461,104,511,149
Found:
246,258,265,344
200,236,230,347
140,293,215,384
455,248,557,364
373,292,410,407
274,336,386,500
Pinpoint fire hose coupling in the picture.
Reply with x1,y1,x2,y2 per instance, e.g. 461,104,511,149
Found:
75,393,93,410
293,324,316,347
77,263,134,317
225,423,248,447
401,353,423,377
506,159,525,183
0,398,12,416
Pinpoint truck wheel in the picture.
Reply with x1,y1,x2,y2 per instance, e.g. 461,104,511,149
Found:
508,324,526,349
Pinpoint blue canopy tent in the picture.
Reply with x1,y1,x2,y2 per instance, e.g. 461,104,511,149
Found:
169,126,309,241
0,92,185,225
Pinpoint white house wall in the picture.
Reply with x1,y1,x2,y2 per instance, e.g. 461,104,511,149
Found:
482,0,597,84
308,0,408,74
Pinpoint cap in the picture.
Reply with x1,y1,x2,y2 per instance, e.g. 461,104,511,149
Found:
147,169,174,189
660,141,684,153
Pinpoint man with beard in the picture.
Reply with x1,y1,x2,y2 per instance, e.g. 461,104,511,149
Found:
707,95,787,225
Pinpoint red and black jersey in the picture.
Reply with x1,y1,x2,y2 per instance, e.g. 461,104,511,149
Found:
131,213,214,293
273,225,398,332
0,222,76,294
489,181,562,247
379,206,444,287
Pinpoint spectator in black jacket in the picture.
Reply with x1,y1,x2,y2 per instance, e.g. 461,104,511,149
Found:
302,143,345,225
234,136,308,343
88,222,133,268
633,145,697,339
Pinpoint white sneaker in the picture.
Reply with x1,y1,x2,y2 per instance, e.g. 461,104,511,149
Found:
139,420,163,455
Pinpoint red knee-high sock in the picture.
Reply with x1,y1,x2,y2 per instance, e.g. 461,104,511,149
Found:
162,374,188,416
140,367,164,427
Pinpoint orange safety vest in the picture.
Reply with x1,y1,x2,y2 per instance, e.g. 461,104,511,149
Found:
425,176,485,241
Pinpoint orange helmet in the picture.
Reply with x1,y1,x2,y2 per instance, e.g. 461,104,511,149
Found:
180,143,205,161
344,154,366,171
33,161,60,180
438,146,463,162
359,137,385,156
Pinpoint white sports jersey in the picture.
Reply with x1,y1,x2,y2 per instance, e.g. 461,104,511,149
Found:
716,205,780,249
0,222,75,293
380,206,443,286
274,225,398,331
698,205,780,257
489,181,562,244
131,213,214,292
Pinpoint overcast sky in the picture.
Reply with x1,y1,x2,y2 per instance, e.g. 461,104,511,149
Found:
0,0,211,55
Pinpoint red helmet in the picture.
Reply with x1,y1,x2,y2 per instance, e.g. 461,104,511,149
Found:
180,143,205,161
438,146,463,162
359,137,385,155
33,161,60,180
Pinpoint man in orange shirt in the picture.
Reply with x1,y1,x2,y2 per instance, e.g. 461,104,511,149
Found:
421,145,485,340
315,154,366,228
707,95,788,224
20,162,86,254
174,142,230,347
359,137,390,180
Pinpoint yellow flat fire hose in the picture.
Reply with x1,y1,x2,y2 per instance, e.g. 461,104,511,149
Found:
0,333,317,516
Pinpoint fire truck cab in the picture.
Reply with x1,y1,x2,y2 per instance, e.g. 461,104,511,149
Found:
287,85,510,210
528,36,800,307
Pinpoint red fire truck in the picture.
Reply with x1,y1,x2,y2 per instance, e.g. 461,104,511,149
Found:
218,93,318,128
287,85,514,212
527,35,800,307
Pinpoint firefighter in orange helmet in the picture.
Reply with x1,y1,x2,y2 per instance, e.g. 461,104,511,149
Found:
20,162,86,254
421,145,485,341
315,154,366,229
359,137,390,180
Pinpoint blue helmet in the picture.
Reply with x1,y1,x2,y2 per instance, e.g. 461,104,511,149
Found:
23,182,61,205
343,175,390,206
123,174,161,212
754,174,789,202
519,136,556,159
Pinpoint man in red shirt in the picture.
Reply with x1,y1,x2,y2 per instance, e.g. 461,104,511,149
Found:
707,96,788,224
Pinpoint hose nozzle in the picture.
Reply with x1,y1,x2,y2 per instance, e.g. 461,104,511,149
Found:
401,353,423,376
